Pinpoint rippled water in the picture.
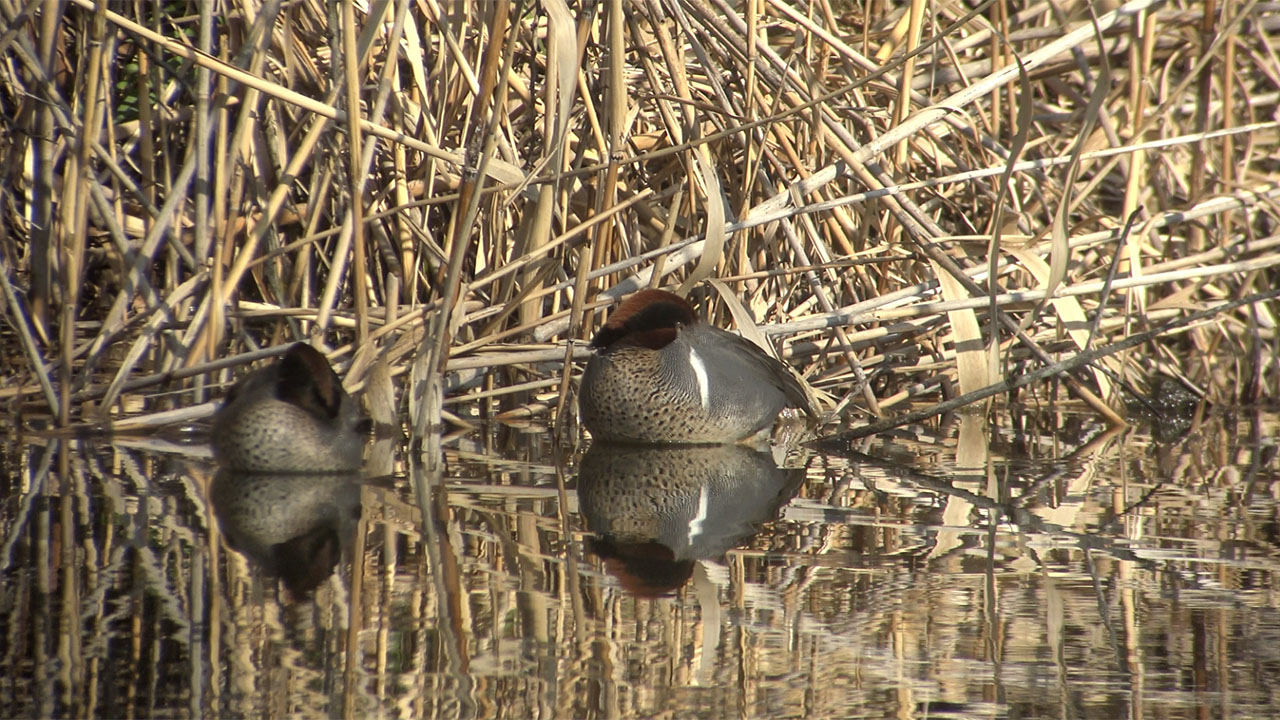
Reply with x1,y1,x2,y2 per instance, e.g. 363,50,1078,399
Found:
2,406,1278,718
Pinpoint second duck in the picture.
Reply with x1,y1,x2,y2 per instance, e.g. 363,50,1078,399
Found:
212,343,369,473
579,289,814,444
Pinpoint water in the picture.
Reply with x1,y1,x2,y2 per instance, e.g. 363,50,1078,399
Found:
2,407,1278,718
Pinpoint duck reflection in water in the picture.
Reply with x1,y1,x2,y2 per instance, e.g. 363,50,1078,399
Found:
210,470,363,598
577,443,804,597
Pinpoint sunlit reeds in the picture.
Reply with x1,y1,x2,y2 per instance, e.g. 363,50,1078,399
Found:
1,0,1276,433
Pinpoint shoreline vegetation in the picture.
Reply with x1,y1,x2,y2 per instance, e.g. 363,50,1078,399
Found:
1,0,1276,437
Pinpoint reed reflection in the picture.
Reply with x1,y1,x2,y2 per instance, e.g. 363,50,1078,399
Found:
577,443,804,596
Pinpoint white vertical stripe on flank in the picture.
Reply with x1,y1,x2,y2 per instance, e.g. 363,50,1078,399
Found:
688,346,711,410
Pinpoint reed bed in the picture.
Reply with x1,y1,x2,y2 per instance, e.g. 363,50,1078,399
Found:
0,0,1277,434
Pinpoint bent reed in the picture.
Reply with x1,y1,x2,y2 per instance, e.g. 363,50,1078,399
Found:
1,0,1276,436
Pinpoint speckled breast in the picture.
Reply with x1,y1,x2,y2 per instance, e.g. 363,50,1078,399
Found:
579,343,773,444
212,399,365,473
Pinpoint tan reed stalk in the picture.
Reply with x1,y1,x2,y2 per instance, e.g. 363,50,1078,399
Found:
342,0,369,344
0,0,1277,428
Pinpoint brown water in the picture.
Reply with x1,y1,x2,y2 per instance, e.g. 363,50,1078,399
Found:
2,407,1278,718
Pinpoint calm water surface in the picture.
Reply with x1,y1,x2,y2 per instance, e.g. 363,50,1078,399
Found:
2,406,1278,718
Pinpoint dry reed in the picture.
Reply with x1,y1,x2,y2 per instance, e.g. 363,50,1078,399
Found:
0,0,1277,434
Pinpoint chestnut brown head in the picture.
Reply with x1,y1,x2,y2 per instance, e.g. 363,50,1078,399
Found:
589,290,698,352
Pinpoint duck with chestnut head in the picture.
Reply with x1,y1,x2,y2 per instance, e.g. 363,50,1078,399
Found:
579,289,815,445
212,343,370,473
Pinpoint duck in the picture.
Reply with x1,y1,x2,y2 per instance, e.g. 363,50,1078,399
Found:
211,342,369,473
579,289,815,444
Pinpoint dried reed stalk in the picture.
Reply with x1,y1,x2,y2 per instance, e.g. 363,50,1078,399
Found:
0,0,1274,434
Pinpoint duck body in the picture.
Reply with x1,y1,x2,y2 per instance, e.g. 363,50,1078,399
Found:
212,343,369,473
579,290,813,444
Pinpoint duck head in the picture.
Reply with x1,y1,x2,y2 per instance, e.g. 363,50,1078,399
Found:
589,289,698,352
272,342,348,421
